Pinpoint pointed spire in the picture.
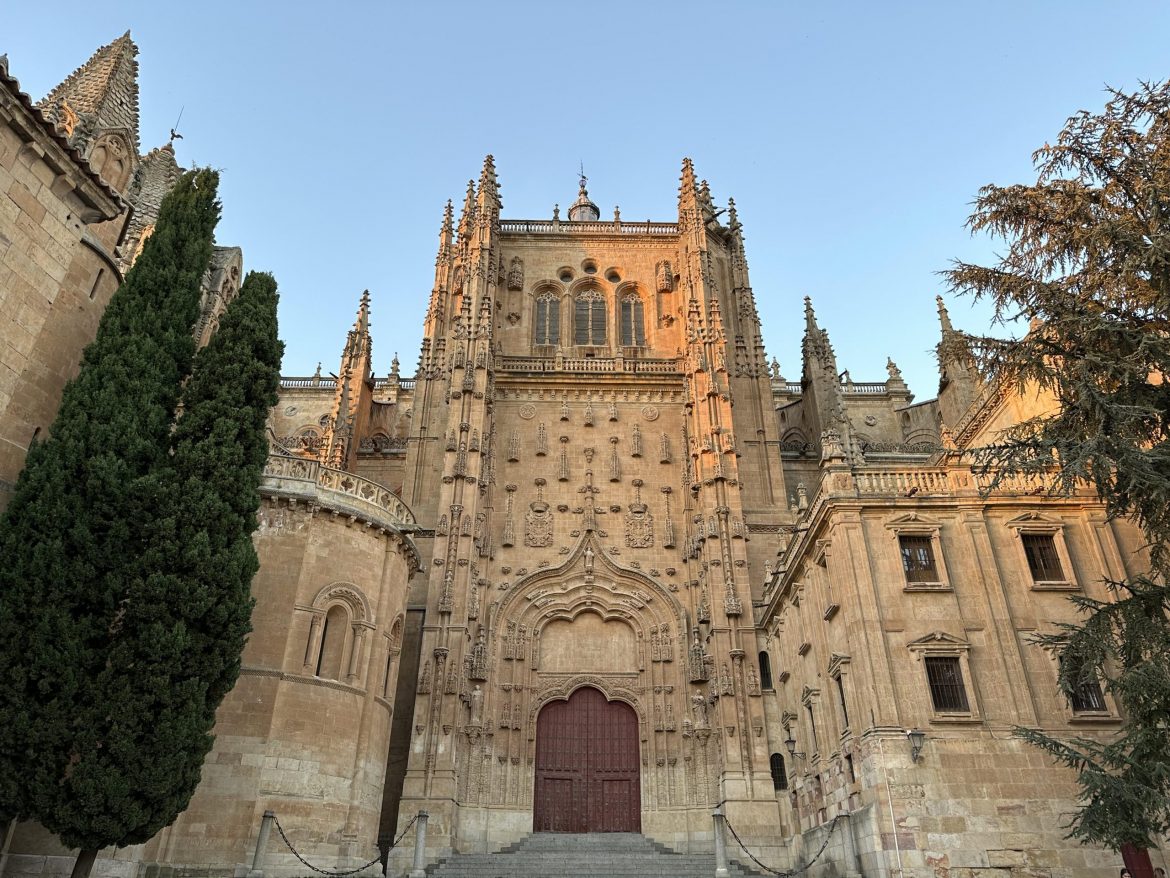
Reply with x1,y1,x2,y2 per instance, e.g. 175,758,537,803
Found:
803,296,819,334
476,154,501,215
678,157,700,224
436,199,454,263
356,289,371,337
457,179,476,241
936,295,954,334
39,32,140,153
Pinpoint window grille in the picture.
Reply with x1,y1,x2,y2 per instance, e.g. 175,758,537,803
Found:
900,535,938,583
924,655,970,712
1022,534,1065,582
1061,656,1107,711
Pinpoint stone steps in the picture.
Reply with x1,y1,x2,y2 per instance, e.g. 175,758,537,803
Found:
423,831,770,877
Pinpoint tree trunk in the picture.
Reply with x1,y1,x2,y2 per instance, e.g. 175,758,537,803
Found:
70,848,98,878
1121,844,1154,878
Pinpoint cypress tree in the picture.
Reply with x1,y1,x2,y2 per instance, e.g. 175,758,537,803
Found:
64,271,283,854
0,170,221,873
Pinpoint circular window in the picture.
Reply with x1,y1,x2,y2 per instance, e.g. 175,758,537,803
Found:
559,267,574,283
582,260,598,275
605,269,621,283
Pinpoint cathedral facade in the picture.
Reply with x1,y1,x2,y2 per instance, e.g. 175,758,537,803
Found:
0,34,1163,878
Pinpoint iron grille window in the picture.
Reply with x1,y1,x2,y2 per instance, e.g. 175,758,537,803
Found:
769,753,788,791
1061,657,1107,712
535,295,560,345
924,655,970,712
899,535,938,583
574,291,606,345
620,296,645,346
1022,534,1065,582
758,651,773,691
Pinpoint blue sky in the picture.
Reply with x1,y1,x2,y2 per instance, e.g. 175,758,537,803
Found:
7,1,1170,399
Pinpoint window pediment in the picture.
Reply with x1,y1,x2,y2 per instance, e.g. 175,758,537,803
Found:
907,631,970,652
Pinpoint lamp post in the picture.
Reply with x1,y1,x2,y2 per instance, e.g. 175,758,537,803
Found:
784,731,805,761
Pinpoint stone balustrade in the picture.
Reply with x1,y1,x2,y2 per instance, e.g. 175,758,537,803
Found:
500,219,678,235
261,453,417,530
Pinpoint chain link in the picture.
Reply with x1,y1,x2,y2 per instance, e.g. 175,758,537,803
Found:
724,812,847,877
271,812,418,877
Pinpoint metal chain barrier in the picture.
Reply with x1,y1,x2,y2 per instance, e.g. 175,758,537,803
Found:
272,812,418,877
724,812,847,877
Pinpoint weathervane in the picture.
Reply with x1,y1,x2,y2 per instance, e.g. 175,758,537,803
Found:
168,106,185,145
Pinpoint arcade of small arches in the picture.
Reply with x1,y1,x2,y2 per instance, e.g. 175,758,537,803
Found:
529,277,649,349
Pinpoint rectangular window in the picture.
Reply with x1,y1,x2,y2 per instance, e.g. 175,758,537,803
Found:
1061,656,1107,712
900,535,938,583
835,675,849,729
88,268,105,301
1022,534,1065,582
924,656,970,712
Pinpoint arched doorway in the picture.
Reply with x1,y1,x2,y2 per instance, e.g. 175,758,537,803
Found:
533,686,641,832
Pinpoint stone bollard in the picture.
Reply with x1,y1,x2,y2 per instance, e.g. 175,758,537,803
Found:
407,811,429,878
712,806,730,878
247,810,275,878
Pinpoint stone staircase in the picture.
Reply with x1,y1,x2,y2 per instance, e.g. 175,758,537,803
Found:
422,831,770,877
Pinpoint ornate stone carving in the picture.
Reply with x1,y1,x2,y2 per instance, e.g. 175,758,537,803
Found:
507,256,524,291
625,481,654,548
656,260,674,293
536,422,548,456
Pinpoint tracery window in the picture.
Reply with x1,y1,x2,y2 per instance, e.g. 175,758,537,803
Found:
535,293,560,345
620,294,645,346
574,289,606,345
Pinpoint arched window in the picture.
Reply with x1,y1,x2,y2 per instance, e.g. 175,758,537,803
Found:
574,289,606,345
770,753,788,791
620,294,645,346
535,293,560,345
316,604,350,680
758,651,773,691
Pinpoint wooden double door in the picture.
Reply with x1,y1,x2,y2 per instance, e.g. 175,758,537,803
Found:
533,686,641,832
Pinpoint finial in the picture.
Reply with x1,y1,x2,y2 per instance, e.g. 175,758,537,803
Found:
391,352,400,378
553,203,560,221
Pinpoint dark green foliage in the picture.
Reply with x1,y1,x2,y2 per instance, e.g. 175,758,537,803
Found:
1015,576,1170,849
0,169,221,843
944,83,1170,851
0,171,282,856
68,271,283,847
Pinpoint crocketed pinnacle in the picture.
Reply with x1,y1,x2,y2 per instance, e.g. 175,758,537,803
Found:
39,31,140,153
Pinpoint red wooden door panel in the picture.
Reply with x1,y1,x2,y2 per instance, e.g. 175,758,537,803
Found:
534,687,640,832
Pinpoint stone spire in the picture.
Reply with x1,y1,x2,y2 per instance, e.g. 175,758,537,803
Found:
936,294,955,334
39,31,140,154
567,170,599,222
319,291,375,471
677,157,702,233
437,199,454,262
935,294,980,428
457,179,476,243
476,154,501,218
119,139,182,272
